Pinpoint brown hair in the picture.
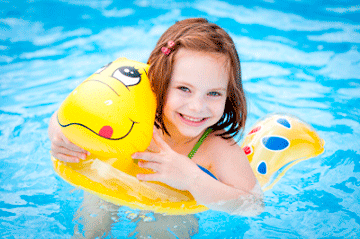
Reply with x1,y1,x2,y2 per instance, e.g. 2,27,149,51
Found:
147,18,247,141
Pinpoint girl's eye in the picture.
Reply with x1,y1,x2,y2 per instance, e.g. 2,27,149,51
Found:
208,91,221,97
178,86,190,92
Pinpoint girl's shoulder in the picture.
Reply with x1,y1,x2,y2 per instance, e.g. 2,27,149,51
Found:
206,130,242,151
204,130,257,190
202,129,244,163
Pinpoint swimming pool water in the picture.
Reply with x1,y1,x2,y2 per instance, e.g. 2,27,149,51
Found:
1,0,359,238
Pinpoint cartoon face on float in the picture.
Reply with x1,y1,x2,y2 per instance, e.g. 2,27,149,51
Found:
57,58,156,168
241,114,325,191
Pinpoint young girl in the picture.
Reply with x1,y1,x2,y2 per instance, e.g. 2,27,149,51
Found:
49,18,264,238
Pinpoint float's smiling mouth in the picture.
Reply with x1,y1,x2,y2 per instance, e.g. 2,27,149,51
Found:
57,115,138,140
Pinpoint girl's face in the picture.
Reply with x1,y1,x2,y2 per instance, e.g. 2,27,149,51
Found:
163,48,229,138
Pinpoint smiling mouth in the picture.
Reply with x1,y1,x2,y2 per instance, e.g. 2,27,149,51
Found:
179,113,208,122
57,115,138,140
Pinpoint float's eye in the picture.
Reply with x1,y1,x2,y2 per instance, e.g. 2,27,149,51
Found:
112,66,141,87
95,62,112,74
277,118,291,128
262,136,290,151
257,161,267,175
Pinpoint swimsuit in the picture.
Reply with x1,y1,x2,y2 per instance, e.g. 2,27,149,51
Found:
188,128,218,180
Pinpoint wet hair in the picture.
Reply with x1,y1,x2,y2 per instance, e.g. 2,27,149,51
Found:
147,18,247,141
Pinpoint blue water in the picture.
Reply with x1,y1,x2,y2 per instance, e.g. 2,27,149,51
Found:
1,0,359,238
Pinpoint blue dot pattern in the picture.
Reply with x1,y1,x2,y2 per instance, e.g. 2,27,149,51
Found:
258,162,267,174
277,118,291,128
262,136,289,150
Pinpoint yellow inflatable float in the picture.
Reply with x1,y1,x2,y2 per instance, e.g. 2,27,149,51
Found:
51,57,325,215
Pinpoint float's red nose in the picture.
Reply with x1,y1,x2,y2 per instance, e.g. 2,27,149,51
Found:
99,126,113,138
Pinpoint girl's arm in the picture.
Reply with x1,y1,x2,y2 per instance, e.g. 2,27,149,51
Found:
48,110,89,162
134,130,264,216
187,137,264,216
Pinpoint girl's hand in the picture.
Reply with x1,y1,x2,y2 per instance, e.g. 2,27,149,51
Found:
48,111,89,163
133,130,201,191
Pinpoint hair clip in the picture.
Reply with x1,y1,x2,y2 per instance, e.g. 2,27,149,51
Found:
161,47,171,55
167,40,175,48
161,40,175,56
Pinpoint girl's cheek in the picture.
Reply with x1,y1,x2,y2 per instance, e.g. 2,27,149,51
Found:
168,89,183,101
173,92,189,104
212,99,227,115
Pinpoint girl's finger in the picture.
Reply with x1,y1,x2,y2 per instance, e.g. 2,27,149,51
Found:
51,151,80,163
137,172,160,182
61,135,89,154
133,151,163,163
52,145,87,160
138,160,161,172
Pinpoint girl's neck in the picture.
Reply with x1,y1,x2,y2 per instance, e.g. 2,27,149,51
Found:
158,126,204,151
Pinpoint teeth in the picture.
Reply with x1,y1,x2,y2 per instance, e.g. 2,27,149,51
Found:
181,114,204,122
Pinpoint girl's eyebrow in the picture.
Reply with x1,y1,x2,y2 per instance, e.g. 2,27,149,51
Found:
174,81,227,91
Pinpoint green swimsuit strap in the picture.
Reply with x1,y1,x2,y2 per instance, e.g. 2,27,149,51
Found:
187,128,213,159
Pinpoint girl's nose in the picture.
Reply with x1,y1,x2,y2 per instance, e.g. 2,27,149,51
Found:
188,95,205,112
